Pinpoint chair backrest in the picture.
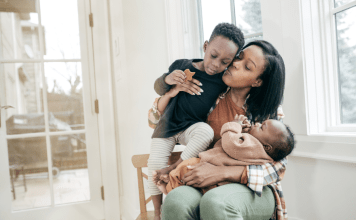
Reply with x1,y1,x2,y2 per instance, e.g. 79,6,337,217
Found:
131,151,182,215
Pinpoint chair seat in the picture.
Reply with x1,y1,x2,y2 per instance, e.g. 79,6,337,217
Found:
136,211,155,220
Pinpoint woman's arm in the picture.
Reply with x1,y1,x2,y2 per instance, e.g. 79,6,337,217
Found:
242,158,287,196
154,63,202,96
157,78,204,113
182,162,245,188
154,73,172,96
181,158,287,194
154,60,184,95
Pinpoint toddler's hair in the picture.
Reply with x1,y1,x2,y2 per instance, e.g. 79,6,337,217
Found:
209,23,245,55
268,124,295,161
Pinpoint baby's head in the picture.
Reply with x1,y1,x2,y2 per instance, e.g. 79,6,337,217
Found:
249,119,295,161
203,23,244,75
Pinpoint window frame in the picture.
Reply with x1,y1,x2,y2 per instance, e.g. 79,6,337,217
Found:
302,0,356,134
329,0,356,130
196,0,264,57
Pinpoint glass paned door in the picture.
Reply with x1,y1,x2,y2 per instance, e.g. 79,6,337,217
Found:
0,0,104,219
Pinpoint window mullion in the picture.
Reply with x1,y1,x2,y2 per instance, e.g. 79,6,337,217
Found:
230,0,236,25
331,0,356,14
320,0,339,128
37,0,55,207
327,0,344,126
196,0,204,57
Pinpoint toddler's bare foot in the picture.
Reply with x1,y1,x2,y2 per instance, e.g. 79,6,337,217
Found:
153,171,169,195
156,180,168,195
153,166,173,184
160,174,170,183
152,170,160,185
154,214,161,220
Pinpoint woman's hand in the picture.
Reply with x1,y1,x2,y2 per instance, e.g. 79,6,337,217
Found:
157,78,202,112
166,79,203,97
182,162,227,188
182,162,245,188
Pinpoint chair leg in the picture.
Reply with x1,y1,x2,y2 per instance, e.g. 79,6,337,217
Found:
10,169,16,200
22,166,27,192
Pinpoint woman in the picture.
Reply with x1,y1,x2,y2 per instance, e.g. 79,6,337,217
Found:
155,40,287,220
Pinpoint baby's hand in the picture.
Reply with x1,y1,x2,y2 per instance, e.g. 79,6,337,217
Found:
232,114,247,124
232,114,251,131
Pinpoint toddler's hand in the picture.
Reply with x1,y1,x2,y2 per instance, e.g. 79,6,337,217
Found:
165,70,203,97
166,81,203,97
165,70,186,85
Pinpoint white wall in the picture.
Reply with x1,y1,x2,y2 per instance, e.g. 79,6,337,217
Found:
262,0,356,219
106,0,356,219
107,0,170,219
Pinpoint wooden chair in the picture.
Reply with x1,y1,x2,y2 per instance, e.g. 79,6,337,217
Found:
131,151,182,220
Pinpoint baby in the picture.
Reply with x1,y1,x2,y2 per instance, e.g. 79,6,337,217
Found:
156,114,295,194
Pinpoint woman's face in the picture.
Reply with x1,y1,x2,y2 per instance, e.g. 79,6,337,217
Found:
203,36,238,75
222,45,266,89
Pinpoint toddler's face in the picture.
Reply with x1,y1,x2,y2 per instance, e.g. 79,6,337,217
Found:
203,36,238,75
248,119,286,150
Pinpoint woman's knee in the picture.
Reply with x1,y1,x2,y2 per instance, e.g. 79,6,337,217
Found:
162,186,202,220
200,184,275,220
200,189,232,219
162,192,191,214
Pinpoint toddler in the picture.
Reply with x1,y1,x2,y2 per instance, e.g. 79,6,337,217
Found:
148,23,245,219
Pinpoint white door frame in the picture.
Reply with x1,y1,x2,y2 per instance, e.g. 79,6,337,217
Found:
87,0,122,219
0,0,122,218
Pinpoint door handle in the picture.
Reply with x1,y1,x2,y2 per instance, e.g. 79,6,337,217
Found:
0,105,14,128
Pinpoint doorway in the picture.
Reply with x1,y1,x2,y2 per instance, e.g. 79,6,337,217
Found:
0,0,105,219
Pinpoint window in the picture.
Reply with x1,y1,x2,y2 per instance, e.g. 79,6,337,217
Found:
301,0,356,133
333,1,356,124
197,0,263,56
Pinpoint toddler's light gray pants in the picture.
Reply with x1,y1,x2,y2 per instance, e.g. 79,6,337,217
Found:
147,122,214,195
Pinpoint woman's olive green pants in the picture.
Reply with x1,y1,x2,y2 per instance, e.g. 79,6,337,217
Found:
161,183,275,220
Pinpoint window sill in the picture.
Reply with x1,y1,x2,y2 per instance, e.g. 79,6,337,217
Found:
293,134,356,164
297,133,356,144
290,151,356,164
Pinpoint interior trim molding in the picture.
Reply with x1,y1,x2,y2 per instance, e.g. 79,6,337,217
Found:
290,151,356,164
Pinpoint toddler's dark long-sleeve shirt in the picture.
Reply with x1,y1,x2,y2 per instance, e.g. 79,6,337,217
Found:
152,59,227,138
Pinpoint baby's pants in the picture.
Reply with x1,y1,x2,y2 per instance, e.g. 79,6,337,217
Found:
147,122,214,195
